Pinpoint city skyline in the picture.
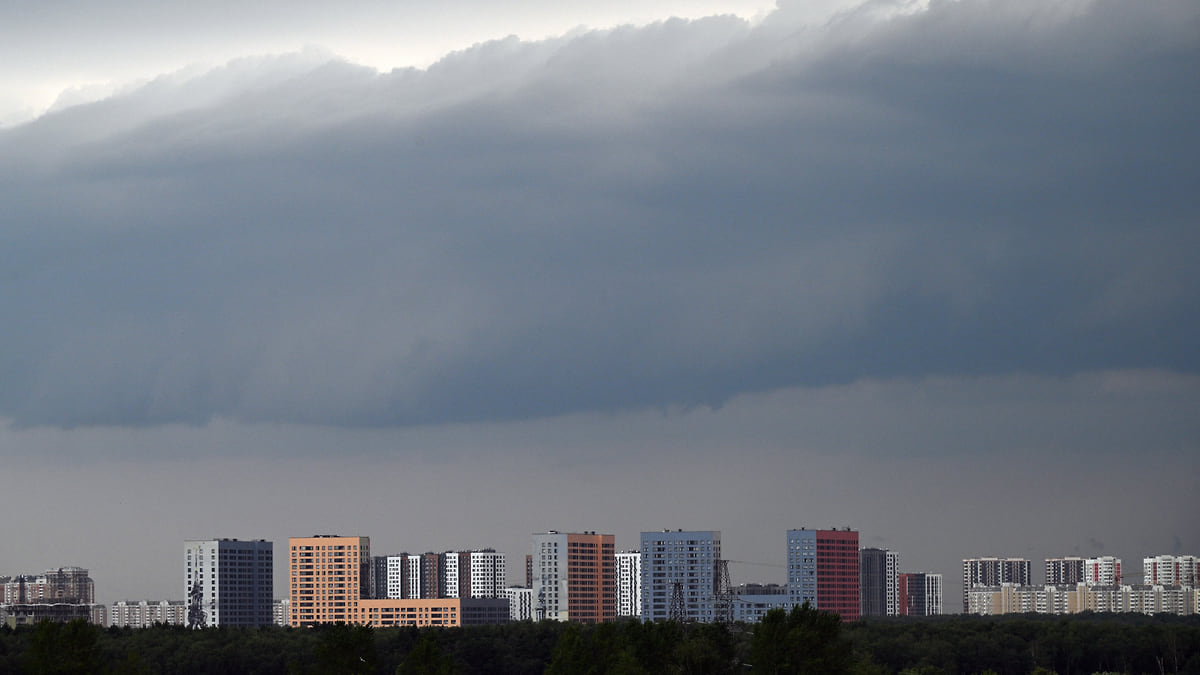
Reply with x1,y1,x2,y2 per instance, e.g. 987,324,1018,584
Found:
2,0,1198,613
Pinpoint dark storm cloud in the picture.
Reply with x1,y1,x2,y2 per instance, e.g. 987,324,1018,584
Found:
1,0,1197,428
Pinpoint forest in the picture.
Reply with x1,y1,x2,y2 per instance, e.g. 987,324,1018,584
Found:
1,607,1198,674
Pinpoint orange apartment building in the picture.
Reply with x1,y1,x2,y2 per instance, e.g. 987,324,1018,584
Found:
288,535,507,628
531,531,615,623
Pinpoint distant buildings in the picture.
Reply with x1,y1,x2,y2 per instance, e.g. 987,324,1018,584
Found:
184,539,274,628
370,550,507,600
288,535,508,628
860,548,899,617
787,528,860,620
1144,555,1199,587
109,600,186,628
965,554,1197,617
898,573,943,616
532,531,615,623
640,530,720,622
1045,556,1122,586
962,558,1031,612
966,583,1197,616
1045,557,1086,585
0,567,102,627
1,567,94,604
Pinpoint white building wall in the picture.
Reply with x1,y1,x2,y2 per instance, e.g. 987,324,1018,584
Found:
443,554,462,598
504,586,534,621
385,556,406,599
470,551,506,599
406,557,422,600
885,550,900,616
615,551,641,617
1085,556,1122,586
924,574,943,615
532,533,569,621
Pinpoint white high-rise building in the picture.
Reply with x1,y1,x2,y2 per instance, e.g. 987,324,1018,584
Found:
469,550,507,599
406,556,423,599
442,552,464,598
615,551,641,617
183,539,273,627
1085,557,1122,586
1144,555,1199,587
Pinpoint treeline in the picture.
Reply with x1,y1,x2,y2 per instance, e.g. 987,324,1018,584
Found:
1,608,1198,674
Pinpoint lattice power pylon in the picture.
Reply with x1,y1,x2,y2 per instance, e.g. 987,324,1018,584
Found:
668,580,688,622
713,558,736,624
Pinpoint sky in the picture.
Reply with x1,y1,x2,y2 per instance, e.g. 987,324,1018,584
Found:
1,0,1198,610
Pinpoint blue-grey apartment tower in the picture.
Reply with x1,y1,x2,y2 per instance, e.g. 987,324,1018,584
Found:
639,530,720,622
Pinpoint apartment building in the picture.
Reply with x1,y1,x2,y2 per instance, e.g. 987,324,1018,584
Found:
860,548,899,617
532,531,616,623
288,535,507,628
640,530,720,622
787,528,860,620
184,539,273,627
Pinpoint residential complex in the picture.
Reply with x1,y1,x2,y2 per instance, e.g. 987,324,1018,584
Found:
1045,556,1122,586
532,531,615,623
1144,555,1199,587
288,535,508,628
967,583,1198,616
9,532,1197,627
109,600,186,628
1,567,94,604
370,549,507,600
962,558,1031,612
183,539,274,628
640,530,720,622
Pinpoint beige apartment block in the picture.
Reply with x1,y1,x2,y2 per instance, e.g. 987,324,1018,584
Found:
288,535,506,628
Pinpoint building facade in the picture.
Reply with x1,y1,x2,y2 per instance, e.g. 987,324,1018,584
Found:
966,583,1197,616
1,567,94,604
1144,555,1198,587
615,551,642,618
469,550,507,599
288,535,507,628
505,586,534,621
109,600,186,628
1086,556,1122,586
860,548,899,617
640,530,720,622
532,531,615,623
1045,557,1086,585
962,558,1031,612
184,539,273,627
787,528,860,620
898,573,943,616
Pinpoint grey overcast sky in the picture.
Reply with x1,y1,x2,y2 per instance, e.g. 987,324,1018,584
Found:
1,0,1198,608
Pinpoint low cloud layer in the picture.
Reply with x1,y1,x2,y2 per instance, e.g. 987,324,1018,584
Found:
2,0,1197,429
